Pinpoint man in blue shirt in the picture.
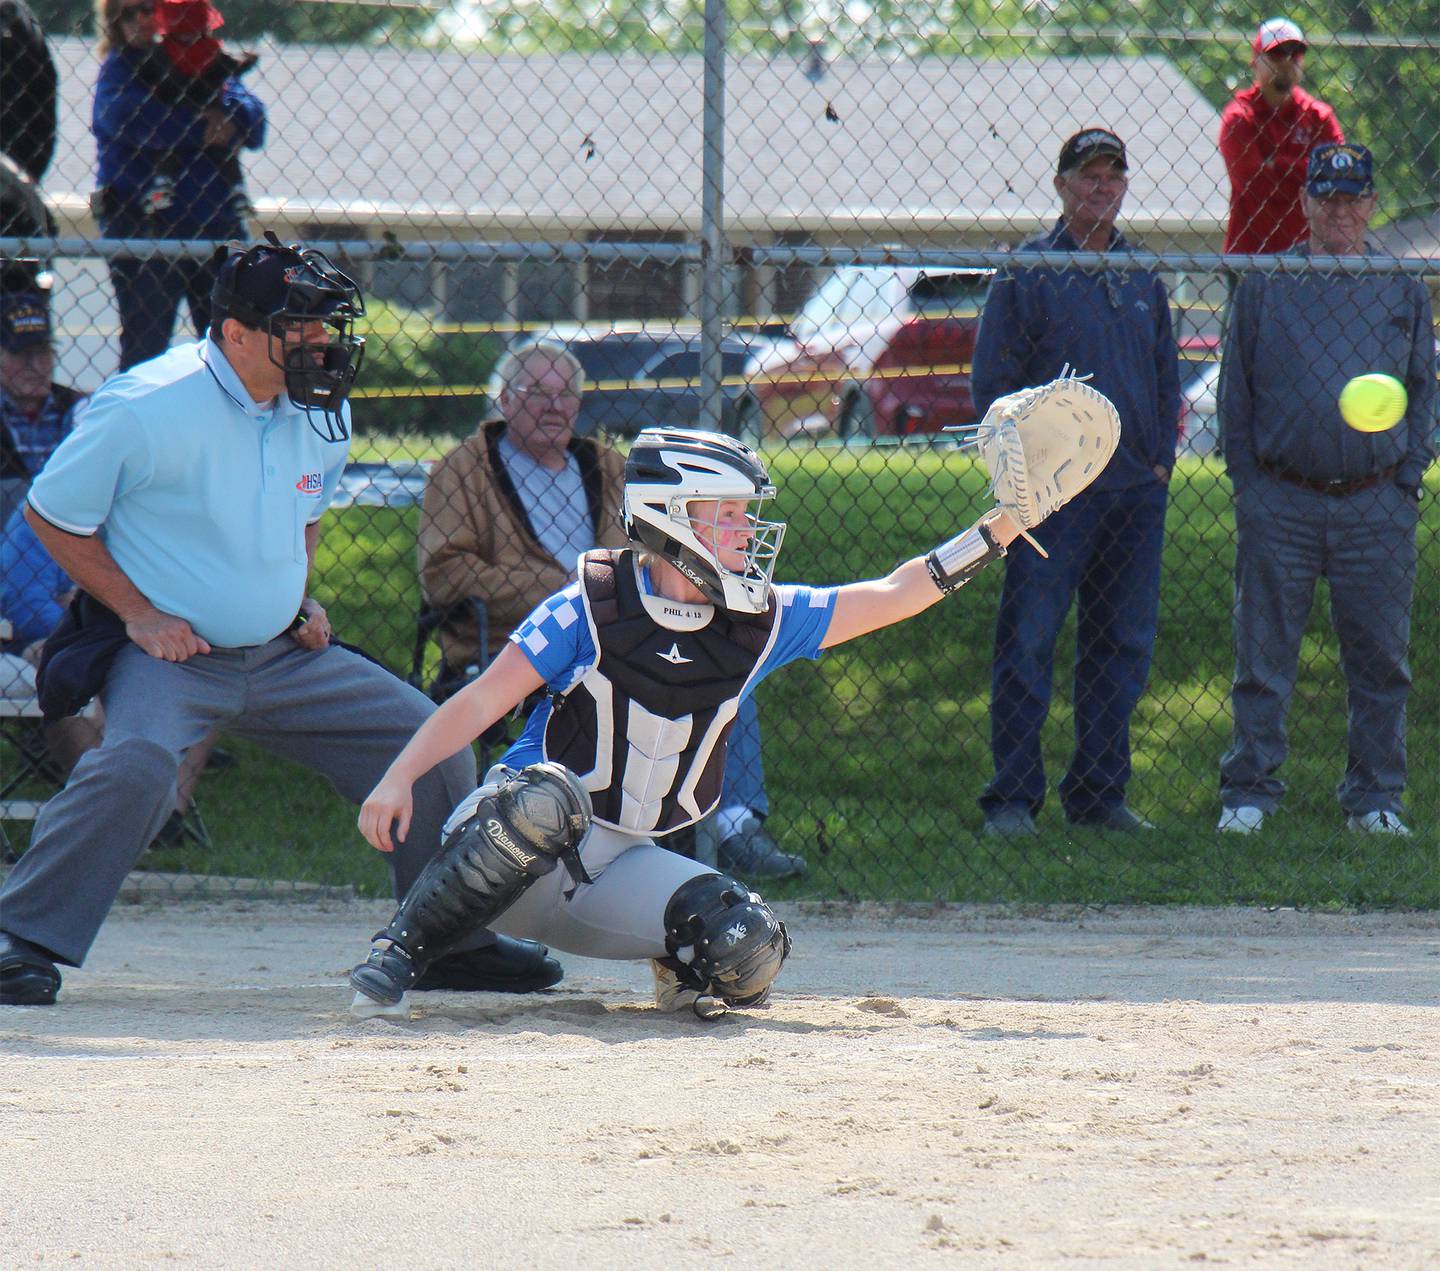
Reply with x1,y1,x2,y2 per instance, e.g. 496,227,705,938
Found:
0,237,558,1005
971,128,1181,837
1217,145,1435,836
0,292,86,524
91,0,265,369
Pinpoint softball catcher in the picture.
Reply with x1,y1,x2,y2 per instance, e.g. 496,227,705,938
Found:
350,388,1117,1019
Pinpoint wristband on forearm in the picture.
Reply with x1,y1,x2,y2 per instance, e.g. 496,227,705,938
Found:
925,520,1007,595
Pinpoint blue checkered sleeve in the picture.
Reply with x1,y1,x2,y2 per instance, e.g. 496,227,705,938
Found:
508,582,594,686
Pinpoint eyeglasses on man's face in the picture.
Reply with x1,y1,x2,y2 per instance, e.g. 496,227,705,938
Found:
512,385,582,409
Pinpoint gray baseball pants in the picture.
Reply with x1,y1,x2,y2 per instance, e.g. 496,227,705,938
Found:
0,637,476,966
444,769,717,960
1220,474,1418,816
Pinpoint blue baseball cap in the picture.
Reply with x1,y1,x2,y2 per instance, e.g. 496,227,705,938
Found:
0,292,53,352
1307,144,1375,198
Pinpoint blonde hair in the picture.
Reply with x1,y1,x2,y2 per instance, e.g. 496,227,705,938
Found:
489,340,584,403
94,0,131,56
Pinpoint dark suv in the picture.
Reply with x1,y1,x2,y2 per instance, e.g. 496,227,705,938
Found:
533,327,771,438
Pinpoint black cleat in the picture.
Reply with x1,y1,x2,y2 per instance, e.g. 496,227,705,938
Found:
348,936,418,1007
0,932,62,1006
413,935,563,994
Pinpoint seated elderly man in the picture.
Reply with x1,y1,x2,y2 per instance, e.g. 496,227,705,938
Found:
418,339,806,880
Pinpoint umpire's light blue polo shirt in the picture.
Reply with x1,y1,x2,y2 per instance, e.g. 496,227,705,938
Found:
27,338,349,648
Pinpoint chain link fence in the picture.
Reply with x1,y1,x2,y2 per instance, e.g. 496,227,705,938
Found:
2,1,1437,907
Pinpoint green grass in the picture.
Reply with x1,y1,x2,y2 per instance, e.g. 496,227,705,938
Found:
6,447,1438,906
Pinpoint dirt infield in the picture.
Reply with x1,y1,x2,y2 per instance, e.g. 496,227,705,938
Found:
3,898,1438,1268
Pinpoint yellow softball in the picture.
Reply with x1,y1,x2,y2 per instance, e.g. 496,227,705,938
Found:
1338,374,1407,433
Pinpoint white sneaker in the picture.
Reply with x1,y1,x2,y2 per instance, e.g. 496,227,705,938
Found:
1345,810,1412,837
1217,805,1265,833
651,961,727,1019
349,990,411,1020
651,960,699,1012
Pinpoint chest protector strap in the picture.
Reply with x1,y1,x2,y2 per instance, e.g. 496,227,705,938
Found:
544,550,777,834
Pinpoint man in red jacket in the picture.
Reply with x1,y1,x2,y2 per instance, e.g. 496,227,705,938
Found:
1219,17,1343,255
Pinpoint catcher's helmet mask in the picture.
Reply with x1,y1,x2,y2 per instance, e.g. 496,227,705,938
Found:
210,230,366,442
623,428,785,614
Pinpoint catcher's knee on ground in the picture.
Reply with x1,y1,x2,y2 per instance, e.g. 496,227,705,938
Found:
655,872,790,1012
349,763,591,1006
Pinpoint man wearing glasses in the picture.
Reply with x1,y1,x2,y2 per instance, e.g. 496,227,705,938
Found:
419,341,629,691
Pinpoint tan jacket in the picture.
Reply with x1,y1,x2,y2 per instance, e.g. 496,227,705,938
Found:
418,419,628,670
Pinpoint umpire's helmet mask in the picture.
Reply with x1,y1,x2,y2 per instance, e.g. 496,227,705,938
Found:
210,231,366,442
623,429,785,614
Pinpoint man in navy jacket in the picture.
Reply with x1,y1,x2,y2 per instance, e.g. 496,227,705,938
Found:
971,127,1181,836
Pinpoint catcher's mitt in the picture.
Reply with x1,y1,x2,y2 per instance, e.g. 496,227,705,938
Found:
954,370,1120,550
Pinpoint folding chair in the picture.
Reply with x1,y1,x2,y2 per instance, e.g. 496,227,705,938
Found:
0,620,50,858
408,595,491,704
0,619,212,860
408,595,521,767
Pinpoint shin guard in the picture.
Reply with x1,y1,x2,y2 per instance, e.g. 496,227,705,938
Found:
349,763,590,1006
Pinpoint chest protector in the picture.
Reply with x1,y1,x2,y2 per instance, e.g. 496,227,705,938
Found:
544,549,779,834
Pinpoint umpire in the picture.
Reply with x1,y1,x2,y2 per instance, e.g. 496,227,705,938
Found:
1217,145,1435,836
0,237,559,1004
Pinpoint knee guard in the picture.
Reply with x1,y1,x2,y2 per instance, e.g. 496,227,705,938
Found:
349,762,591,1005
662,873,791,1009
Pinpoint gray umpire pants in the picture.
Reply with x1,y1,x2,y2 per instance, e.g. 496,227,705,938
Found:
445,768,717,961
1219,474,1418,816
0,637,476,966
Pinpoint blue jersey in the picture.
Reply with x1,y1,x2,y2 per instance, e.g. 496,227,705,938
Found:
503,569,838,771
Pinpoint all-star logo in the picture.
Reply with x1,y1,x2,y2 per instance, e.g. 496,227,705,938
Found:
658,642,692,665
722,921,748,947
676,560,707,589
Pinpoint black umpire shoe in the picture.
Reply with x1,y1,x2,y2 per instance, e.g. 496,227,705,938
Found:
413,935,563,994
0,932,63,1006
717,814,807,882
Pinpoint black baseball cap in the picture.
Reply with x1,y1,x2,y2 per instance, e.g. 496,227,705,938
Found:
1057,127,1128,176
1306,143,1375,197
212,241,356,328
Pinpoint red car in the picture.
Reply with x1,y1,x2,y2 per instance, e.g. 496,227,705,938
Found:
737,265,992,443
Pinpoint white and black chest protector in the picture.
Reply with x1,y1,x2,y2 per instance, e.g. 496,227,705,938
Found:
543,549,779,834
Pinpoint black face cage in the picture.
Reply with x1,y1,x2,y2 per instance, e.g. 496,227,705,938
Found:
212,234,367,442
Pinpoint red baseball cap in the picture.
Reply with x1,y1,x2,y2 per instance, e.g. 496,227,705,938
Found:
157,0,224,37
1253,17,1305,55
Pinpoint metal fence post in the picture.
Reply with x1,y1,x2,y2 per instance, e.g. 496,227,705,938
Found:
698,0,728,436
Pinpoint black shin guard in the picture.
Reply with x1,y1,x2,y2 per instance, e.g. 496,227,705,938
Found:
350,763,591,1006
663,873,791,1008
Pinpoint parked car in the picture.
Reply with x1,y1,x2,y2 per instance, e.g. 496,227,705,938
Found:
738,265,993,442
332,460,431,509
1178,361,1221,456
523,326,774,438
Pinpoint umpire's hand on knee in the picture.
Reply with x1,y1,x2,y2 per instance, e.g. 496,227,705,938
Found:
126,608,212,663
